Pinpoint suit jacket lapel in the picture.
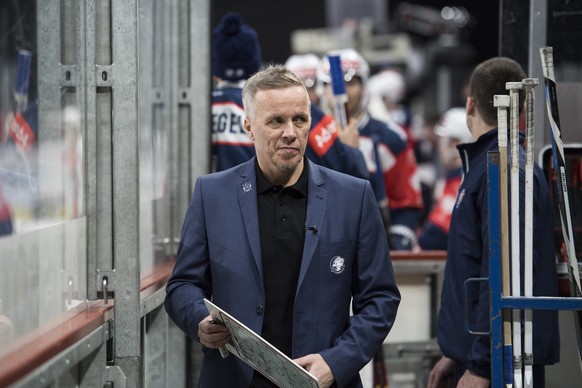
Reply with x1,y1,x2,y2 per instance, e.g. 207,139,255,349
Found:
236,159,263,280
298,160,327,291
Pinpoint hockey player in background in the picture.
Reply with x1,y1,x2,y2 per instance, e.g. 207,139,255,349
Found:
211,13,368,179
414,107,473,251
367,68,411,133
284,54,322,106
211,12,261,172
284,53,368,179
319,49,424,250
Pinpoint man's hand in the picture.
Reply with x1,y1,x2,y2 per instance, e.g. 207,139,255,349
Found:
457,369,489,388
294,353,334,388
427,356,454,388
198,315,230,349
338,117,360,148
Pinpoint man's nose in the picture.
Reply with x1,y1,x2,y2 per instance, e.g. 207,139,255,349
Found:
281,121,297,138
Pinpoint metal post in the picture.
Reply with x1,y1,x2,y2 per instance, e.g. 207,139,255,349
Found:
109,0,141,385
488,151,504,388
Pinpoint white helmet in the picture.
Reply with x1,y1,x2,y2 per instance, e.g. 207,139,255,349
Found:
435,107,473,143
284,54,320,88
368,69,406,104
318,48,370,84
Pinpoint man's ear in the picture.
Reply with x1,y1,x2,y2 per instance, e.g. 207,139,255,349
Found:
466,96,474,115
244,118,254,140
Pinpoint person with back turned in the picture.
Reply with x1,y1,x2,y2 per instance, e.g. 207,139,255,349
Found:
427,57,559,388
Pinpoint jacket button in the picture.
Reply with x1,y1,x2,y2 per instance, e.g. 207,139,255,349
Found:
255,305,264,315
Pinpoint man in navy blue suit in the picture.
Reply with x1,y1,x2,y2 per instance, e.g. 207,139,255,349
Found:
165,64,400,387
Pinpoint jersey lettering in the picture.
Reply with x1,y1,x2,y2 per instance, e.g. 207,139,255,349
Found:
212,102,252,145
308,114,337,157
212,112,244,134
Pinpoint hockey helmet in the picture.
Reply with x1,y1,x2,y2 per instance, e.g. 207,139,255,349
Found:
318,48,370,84
435,107,473,143
368,69,406,104
284,54,320,88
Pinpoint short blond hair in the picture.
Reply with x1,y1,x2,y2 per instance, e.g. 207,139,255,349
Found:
242,64,308,119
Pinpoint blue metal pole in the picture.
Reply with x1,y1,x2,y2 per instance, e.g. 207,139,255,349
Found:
488,151,504,388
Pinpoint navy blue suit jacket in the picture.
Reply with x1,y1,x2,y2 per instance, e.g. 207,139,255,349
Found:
165,158,400,387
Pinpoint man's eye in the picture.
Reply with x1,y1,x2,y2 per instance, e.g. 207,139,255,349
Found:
294,116,309,124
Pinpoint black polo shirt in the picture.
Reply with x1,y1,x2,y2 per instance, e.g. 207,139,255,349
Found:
252,159,307,387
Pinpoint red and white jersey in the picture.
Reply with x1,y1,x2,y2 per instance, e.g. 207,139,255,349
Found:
427,171,463,234
357,113,423,211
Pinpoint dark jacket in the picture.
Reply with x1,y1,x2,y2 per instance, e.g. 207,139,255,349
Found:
165,158,400,387
437,129,560,378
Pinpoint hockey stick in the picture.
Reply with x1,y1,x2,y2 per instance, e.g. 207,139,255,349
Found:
540,46,582,371
327,54,349,131
495,94,513,388
522,78,539,388
506,81,523,388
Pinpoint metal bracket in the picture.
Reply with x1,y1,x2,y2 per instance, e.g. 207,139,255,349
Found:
97,270,116,304
63,275,77,308
96,64,114,87
61,64,77,87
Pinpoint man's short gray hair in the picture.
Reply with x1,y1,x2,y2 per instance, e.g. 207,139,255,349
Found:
242,64,308,119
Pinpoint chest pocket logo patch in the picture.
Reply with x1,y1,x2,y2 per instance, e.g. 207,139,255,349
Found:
330,256,345,274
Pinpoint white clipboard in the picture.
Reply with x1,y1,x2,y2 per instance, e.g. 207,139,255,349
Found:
204,298,321,388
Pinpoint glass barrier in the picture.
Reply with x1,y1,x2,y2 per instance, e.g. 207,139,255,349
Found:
0,1,87,355
137,0,195,279
138,0,174,279
138,112,171,277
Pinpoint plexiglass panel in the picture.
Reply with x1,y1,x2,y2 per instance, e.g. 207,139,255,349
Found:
138,0,174,278
0,1,87,354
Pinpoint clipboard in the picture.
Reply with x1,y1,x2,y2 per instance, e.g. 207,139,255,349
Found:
204,298,321,388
